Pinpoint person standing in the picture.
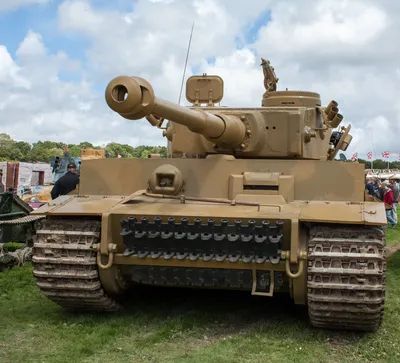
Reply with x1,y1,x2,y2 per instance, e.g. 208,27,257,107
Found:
366,179,375,196
50,163,80,199
382,181,397,228
389,179,399,223
373,179,381,199
0,170,4,193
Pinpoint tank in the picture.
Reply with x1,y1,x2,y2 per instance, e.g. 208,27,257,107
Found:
30,58,387,332
0,190,37,244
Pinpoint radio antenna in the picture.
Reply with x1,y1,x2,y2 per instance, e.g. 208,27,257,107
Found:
178,21,195,105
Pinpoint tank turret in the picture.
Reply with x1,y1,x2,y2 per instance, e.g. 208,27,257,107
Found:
105,60,353,160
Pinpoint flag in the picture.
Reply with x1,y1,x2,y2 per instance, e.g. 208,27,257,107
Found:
351,152,358,161
367,152,372,160
382,151,390,158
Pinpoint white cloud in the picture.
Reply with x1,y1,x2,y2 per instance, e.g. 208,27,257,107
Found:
0,29,161,146
257,1,388,52
0,0,49,12
197,49,265,107
57,0,269,82
0,0,399,158
0,46,31,90
16,30,47,61
148,0,175,3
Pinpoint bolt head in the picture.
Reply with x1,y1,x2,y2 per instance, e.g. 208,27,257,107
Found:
240,115,246,121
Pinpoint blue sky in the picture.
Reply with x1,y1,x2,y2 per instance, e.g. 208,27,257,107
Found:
242,9,271,45
0,1,270,80
0,0,138,52
0,1,87,62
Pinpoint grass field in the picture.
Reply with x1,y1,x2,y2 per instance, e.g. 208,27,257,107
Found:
1,229,399,363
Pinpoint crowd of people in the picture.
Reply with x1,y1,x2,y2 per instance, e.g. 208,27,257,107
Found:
366,178,399,228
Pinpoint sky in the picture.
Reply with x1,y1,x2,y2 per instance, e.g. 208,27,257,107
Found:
0,0,399,160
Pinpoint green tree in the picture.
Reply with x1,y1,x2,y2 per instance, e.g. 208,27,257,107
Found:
149,146,167,158
46,147,64,160
105,142,125,158
0,134,26,162
357,158,368,165
0,133,13,148
14,141,32,161
130,145,167,158
78,142,94,149
67,145,82,157
0,134,168,162
141,149,150,158
371,159,389,169
7,147,24,161
358,158,400,169
27,142,64,163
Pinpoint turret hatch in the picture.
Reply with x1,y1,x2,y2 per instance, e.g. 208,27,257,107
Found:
185,74,224,106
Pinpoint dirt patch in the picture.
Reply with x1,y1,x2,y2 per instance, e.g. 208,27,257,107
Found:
386,241,400,259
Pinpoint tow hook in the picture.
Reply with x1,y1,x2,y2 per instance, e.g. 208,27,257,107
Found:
92,243,117,269
281,250,307,279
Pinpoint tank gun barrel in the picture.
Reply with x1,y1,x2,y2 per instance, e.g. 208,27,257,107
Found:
105,76,246,148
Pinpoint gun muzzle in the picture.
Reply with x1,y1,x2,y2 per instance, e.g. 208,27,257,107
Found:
105,76,156,120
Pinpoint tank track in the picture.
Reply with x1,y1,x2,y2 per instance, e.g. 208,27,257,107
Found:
307,225,386,331
32,218,120,311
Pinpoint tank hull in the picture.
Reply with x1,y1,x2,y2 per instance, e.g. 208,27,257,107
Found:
31,158,387,331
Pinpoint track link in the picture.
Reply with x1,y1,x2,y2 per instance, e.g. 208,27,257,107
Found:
307,225,386,331
32,218,120,311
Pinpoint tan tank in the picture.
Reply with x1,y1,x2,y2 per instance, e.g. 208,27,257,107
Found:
30,59,387,332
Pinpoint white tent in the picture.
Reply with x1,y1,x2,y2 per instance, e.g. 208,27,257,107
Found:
0,162,53,196
365,169,400,180
18,162,53,187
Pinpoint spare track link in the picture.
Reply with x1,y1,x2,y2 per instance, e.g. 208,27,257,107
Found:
32,218,120,312
121,216,284,264
307,225,386,331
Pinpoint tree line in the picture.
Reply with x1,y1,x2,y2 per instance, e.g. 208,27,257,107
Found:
2,132,400,169
0,133,167,163
356,158,400,169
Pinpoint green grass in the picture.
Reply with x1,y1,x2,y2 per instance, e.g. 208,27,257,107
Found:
0,234,400,363
1,242,25,252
